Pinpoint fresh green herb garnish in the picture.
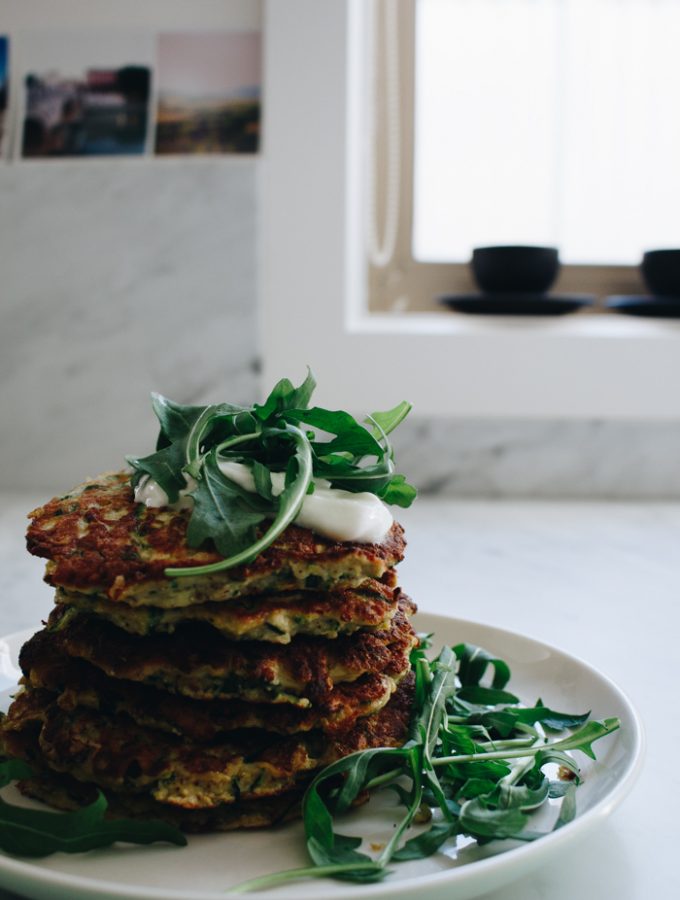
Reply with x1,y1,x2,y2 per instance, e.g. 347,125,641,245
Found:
0,758,186,857
230,641,620,892
0,643,619,870
126,370,416,577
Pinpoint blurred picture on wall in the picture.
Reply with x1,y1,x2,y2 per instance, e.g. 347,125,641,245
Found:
154,31,261,155
18,30,154,158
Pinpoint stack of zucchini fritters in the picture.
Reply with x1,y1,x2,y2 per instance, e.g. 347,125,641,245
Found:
1,471,417,831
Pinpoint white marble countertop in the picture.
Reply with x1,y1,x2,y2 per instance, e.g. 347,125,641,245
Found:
1,494,678,899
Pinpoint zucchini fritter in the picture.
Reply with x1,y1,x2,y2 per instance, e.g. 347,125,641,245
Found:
3,675,415,811
17,771,307,832
21,634,404,738
30,594,417,707
27,472,405,606
7,461,419,835
55,578,399,643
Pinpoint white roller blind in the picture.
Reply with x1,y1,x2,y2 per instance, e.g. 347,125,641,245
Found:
413,0,680,265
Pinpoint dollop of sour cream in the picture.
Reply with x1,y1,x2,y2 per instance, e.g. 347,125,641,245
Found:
134,460,393,544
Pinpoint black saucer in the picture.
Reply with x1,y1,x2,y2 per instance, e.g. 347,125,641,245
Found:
605,295,680,318
438,293,594,316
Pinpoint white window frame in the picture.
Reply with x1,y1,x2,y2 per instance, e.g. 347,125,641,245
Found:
367,0,646,312
260,0,680,419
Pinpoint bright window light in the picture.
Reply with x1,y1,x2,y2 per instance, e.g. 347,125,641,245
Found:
413,0,680,265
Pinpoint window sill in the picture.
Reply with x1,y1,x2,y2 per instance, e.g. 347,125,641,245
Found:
264,307,680,421
350,313,680,418
351,310,680,339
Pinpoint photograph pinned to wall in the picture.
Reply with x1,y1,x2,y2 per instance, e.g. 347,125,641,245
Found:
154,32,261,155
17,30,154,158
0,36,9,157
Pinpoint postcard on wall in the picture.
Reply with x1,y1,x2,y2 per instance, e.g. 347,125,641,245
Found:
16,30,154,158
154,31,261,155
0,36,9,158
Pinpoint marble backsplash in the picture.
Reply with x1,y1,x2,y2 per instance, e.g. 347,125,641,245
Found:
2,160,680,498
396,416,680,499
0,160,259,492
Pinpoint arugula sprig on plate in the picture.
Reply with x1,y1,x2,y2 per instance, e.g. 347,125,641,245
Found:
0,758,185,857
126,370,416,577
230,641,620,892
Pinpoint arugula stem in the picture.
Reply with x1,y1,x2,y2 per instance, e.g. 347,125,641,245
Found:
214,432,262,456
183,405,218,478
503,756,536,787
433,720,619,767
434,748,536,766
477,737,538,751
363,767,405,791
228,862,383,893
376,756,423,866
187,424,262,479
165,425,313,577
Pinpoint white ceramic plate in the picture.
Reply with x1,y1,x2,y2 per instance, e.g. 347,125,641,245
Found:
0,614,644,900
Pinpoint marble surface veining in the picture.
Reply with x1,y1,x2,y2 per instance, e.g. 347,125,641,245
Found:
395,416,680,499
0,160,259,492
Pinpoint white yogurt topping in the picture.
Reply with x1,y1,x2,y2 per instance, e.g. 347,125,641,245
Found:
134,461,393,544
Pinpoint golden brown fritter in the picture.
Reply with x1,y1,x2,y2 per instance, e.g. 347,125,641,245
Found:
26,594,417,707
21,634,403,738
2,676,415,811
55,578,399,643
26,471,405,606
17,771,306,832
3,690,321,807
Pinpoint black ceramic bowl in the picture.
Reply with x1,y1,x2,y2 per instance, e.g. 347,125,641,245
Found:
471,245,559,294
641,249,680,298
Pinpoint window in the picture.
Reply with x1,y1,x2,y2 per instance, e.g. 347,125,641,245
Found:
370,0,680,311
261,0,680,420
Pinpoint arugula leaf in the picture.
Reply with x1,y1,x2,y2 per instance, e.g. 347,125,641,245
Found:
494,779,551,811
378,474,418,508
0,759,33,787
126,444,187,503
185,451,269,558
392,819,458,861
150,393,208,448
552,782,578,830
367,402,413,439
165,425,313,577
536,719,621,759
0,761,186,857
459,797,529,840
285,407,385,457
251,460,274,500
454,643,511,690
128,371,416,577
457,686,520,705
253,369,317,422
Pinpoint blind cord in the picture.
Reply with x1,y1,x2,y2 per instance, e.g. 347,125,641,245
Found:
368,0,401,270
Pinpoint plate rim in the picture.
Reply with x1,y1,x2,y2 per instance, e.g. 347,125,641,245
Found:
0,613,645,900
